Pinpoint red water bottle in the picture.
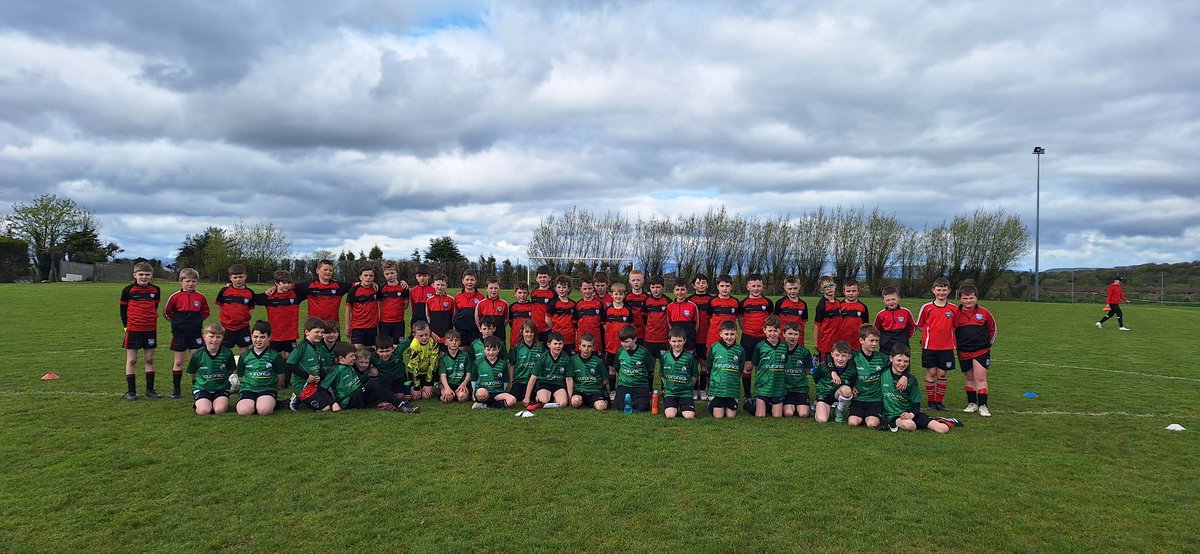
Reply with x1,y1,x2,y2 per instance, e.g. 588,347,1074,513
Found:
651,390,661,414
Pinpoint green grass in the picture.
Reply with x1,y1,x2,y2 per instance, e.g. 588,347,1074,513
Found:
1,283,1197,552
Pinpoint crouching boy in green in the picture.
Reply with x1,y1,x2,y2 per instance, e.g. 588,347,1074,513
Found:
235,320,283,416
473,336,517,408
882,345,958,433
188,323,235,415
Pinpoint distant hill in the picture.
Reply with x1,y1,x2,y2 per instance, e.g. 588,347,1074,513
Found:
1035,260,1198,304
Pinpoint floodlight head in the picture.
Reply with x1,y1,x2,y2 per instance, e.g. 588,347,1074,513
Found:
1032,146,1045,155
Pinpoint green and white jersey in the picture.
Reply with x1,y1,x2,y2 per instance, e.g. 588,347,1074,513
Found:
813,361,854,398
783,344,813,394
536,351,571,386
508,341,545,383
660,350,699,398
475,356,507,392
403,337,441,383
471,338,507,364
317,342,338,374
707,341,745,398
188,347,235,392
236,348,283,394
321,364,365,407
851,350,889,402
286,340,325,397
438,349,473,387
615,346,655,389
371,351,405,381
881,369,921,418
752,339,788,398
570,353,607,394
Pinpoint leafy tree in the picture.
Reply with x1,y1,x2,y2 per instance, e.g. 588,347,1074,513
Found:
0,236,32,282
4,194,93,280
231,220,291,280
176,226,243,279
368,245,384,260
425,236,466,264
410,249,422,263
61,222,112,264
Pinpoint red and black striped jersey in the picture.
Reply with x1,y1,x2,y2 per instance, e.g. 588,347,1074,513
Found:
296,279,350,322
508,301,535,346
644,295,671,343
602,306,634,354
254,289,302,342
409,284,437,323
216,284,255,331
953,305,996,357
164,289,210,333
425,292,454,337
813,297,842,354
774,296,808,345
836,299,870,348
687,292,714,346
453,290,484,331
120,282,161,332
916,301,958,351
706,296,742,346
345,283,380,330
531,288,555,333
624,291,648,338
874,306,915,335
667,300,699,344
549,297,577,344
477,296,509,332
574,297,604,346
378,283,410,323
739,296,773,338
600,293,615,310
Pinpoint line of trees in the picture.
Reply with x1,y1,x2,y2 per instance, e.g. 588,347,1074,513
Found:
528,205,1030,297
2,194,124,281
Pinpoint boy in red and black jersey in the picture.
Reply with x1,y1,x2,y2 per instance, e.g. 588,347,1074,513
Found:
706,275,742,348
873,285,915,358
643,275,672,359
574,280,604,352
215,264,256,352
254,270,303,388
120,262,162,400
686,274,714,399
739,273,773,400
453,270,485,346
625,270,648,341
476,276,510,345
530,266,555,341
602,283,634,388
667,279,700,348
813,276,842,361
954,285,997,417
164,267,209,398
425,273,454,344
378,260,410,343
508,282,535,347
344,264,381,348
774,276,808,347
836,280,870,350
548,275,578,354
408,264,434,329
594,271,614,310
916,277,959,411
293,259,351,323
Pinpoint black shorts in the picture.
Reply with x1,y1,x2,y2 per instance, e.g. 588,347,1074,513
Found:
123,330,158,350
350,328,377,347
170,333,203,352
755,395,784,406
849,400,883,419
192,390,229,402
709,396,739,410
784,391,809,406
238,390,276,402
412,375,435,389
270,340,295,354
921,349,955,371
614,385,651,411
644,341,667,360
305,388,336,410
389,376,412,394
377,321,406,341
959,352,991,371
222,328,252,349
573,391,608,407
740,335,763,355
663,396,695,412
693,342,708,360
816,392,836,405
511,380,531,399
889,412,934,429
537,382,565,395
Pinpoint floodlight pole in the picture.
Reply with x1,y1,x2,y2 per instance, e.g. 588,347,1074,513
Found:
1032,147,1045,301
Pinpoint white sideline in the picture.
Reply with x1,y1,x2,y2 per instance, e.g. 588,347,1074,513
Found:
999,359,1200,383
1003,410,1168,418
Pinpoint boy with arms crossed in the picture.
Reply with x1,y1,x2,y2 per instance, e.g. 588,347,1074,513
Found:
666,279,700,350
188,323,235,415
508,282,535,347
774,276,808,347
835,280,869,351
874,285,915,358
574,280,604,354
425,274,454,343
917,277,958,411
955,285,997,417
569,334,609,410
643,275,672,360
121,261,161,400
707,321,745,419
164,267,208,400
408,264,434,329
235,320,283,416
660,327,699,419
476,276,509,345
625,270,648,341
453,270,484,346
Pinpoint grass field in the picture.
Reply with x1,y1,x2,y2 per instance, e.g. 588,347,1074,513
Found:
1,282,1197,552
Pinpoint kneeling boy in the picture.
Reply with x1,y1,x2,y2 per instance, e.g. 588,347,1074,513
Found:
187,323,235,415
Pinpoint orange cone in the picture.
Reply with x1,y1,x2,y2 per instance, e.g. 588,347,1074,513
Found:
41,373,60,380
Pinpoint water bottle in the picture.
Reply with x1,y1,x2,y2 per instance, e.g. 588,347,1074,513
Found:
624,393,633,414
651,390,661,414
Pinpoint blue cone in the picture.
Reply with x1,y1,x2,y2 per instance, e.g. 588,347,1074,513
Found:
1023,392,1038,398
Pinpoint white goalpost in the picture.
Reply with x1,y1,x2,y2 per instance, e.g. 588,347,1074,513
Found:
524,256,636,284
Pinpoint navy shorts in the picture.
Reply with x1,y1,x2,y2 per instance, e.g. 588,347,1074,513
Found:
849,400,884,419
959,351,991,372
740,335,763,356
170,333,203,352
755,395,785,406
537,382,565,395
784,391,809,406
123,330,158,350
238,390,276,402
709,396,739,410
192,390,229,402
921,349,955,371
270,340,295,354
889,412,935,429
350,328,377,347
573,391,608,408
221,328,252,349
663,396,695,412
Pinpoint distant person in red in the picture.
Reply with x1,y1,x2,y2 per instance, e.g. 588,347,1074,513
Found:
1095,276,1131,331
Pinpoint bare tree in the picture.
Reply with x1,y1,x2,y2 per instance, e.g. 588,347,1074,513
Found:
892,226,922,296
830,206,866,283
860,208,904,294
742,216,769,280
595,211,632,275
232,219,293,281
672,213,704,279
760,215,792,291
792,208,829,292
952,208,1030,296
633,215,673,277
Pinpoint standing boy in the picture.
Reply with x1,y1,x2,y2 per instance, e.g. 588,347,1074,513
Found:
739,273,773,402
294,259,351,323
1096,276,1131,330
255,270,303,361
774,276,808,347
215,263,255,353
688,274,714,400
643,275,671,362
574,280,604,354
453,270,485,346
813,276,841,362
164,267,209,400
836,279,869,351
121,261,162,400
408,264,434,329
955,285,997,417
666,279,700,349
378,260,411,344
344,264,381,348
916,277,959,411
424,274,454,343
602,283,634,395
530,266,555,341
508,282,535,347
625,270,648,341
874,285,915,359
548,275,578,355
476,276,509,345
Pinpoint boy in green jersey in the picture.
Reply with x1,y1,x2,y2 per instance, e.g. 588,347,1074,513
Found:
569,334,610,410
612,325,655,412
235,320,284,416
509,320,544,404
319,320,341,374
751,316,789,418
707,320,745,419
438,330,473,403
660,327,699,419
473,336,517,408
781,322,813,418
286,317,326,411
472,320,507,362
188,323,235,415
371,334,411,402
404,321,440,401
848,324,892,429
812,341,856,423
882,345,957,433
528,332,572,405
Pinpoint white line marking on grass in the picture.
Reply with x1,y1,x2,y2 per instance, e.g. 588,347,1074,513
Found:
999,359,1200,383
9,347,110,357
0,391,117,397
1004,410,1169,418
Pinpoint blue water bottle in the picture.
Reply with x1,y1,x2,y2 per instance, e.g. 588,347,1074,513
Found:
624,393,633,414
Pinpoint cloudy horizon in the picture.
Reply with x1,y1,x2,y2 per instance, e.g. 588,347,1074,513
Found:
2,1,1197,273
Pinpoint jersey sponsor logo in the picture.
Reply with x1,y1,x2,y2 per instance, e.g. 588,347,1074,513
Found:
976,313,984,320
897,317,905,323
945,312,952,318
193,301,201,308
496,307,504,313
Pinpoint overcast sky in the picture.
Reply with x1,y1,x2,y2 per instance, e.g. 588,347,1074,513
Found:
2,1,1197,273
